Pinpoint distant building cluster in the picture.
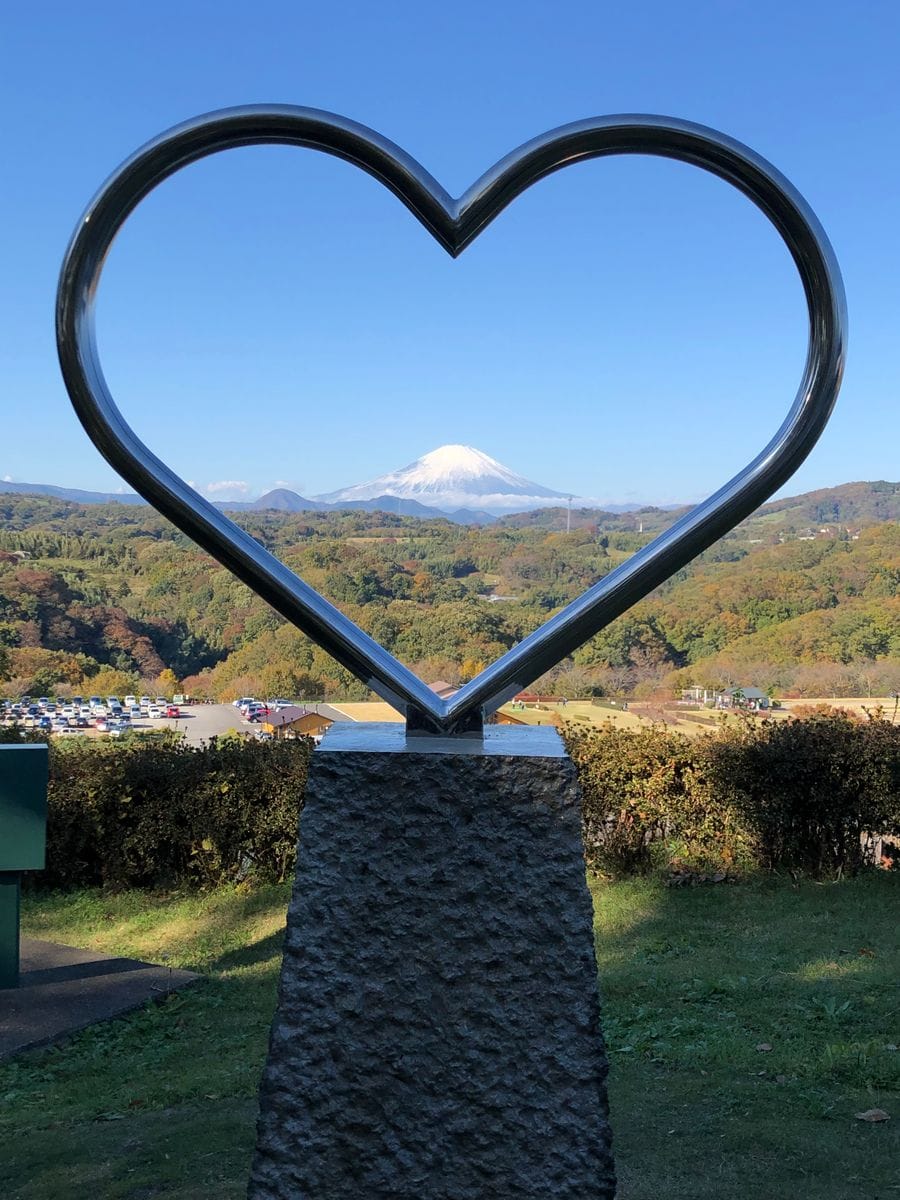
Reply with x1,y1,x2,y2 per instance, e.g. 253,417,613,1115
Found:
681,686,770,711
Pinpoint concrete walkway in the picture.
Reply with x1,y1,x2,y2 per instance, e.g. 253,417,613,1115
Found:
0,938,198,1061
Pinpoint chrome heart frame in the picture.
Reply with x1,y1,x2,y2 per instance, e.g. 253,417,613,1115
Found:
56,107,846,734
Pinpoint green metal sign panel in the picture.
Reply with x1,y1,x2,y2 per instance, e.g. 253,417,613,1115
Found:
0,744,49,872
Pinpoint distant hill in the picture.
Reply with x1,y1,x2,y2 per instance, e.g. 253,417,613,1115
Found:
499,482,900,539
499,504,688,534
2,484,900,704
226,487,495,525
0,480,493,526
747,481,900,530
5,476,900,535
0,479,145,505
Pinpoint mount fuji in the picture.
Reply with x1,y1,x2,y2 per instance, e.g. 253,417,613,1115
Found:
317,444,571,515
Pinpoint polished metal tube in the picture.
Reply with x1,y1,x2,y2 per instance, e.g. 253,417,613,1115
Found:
56,108,846,734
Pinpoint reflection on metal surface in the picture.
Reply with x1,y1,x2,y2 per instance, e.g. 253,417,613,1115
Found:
56,107,846,735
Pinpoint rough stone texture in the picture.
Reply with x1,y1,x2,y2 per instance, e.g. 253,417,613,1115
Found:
249,724,615,1199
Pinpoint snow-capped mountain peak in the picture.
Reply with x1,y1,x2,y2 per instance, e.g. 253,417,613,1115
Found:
316,444,569,514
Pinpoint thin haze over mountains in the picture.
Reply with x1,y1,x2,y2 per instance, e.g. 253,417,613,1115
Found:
1,445,628,521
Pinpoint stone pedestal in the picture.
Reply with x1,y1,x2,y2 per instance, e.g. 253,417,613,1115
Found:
248,723,615,1199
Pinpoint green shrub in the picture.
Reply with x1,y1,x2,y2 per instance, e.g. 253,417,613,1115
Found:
565,714,900,877
36,736,310,889
701,714,900,875
8,710,899,889
565,722,698,873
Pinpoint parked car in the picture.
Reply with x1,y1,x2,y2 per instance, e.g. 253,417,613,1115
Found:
129,706,142,720
165,705,180,718
147,706,163,719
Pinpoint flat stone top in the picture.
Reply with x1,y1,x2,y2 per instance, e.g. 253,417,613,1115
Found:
319,721,567,758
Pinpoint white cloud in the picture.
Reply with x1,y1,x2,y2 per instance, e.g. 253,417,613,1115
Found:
2,474,13,482
205,479,250,496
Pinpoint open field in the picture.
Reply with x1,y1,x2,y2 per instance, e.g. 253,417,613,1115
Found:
779,696,900,718
498,696,900,739
2,874,897,1198
326,700,404,723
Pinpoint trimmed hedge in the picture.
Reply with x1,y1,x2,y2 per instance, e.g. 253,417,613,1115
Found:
6,711,899,889
30,735,310,889
565,713,900,877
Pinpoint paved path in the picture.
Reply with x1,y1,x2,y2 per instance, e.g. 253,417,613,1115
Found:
170,704,247,745
0,939,197,1061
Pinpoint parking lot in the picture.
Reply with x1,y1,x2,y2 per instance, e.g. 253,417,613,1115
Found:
0,701,357,746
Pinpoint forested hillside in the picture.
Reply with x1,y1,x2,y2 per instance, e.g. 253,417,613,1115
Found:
1,486,898,702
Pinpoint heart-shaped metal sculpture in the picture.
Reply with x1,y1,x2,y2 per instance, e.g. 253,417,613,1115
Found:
56,107,846,734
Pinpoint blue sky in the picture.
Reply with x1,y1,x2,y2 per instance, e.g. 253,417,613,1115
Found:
2,1,899,506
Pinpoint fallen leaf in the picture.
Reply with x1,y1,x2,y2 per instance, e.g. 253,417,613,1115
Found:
756,1043,773,1052
854,1108,890,1123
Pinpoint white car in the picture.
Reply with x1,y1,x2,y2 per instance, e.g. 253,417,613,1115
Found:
125,695,137,708
147,706,164,719
129,706,142,720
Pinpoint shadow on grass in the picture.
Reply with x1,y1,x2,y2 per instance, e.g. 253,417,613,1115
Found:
206,927,286,974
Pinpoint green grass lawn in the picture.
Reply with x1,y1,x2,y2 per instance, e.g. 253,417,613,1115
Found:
2,874,898,1199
